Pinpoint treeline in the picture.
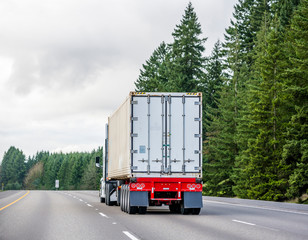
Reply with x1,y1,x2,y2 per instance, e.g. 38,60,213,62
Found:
135,1,307,202
0,146,102,190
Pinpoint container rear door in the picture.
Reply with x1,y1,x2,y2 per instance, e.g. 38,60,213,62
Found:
168,95,202,173
131,95,163,173
131,94,202,175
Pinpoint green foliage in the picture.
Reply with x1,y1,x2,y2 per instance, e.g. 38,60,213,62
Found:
168,2,207,92
0,146,26,189
135,2,207,93
283,0,308,199
24,162,44,189
201,40,225,138
0,147,102,190
135,42,171,92
134,1,307,201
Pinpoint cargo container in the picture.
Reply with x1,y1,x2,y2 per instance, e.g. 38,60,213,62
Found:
96,92,203,214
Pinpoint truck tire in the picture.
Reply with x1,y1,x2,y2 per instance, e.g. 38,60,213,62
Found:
169,203,181,213
120,185,124,211
122,185,126,212
192,208,201,215
180,203,189,215
127,187,137,214
169,204,176,213
124,185,129,213
169,203,180,213
138,206,147,214
117,188,121,206
106,183,110,206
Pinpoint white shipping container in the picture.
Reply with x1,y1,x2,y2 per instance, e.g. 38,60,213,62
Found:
107,92,202,179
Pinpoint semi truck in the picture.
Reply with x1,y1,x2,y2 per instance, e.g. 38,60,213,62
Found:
96,92,203,214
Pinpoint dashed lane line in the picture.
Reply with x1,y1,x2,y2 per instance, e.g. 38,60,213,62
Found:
87,204,93,207
205,200,308,216
123,231,140,240
232,219,256,226
99,212,109,218
0,191,30,212
232,219,279,231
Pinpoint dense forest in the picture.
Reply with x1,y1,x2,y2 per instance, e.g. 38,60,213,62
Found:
0,146,102,190
0,1,307,202
135,1,307,202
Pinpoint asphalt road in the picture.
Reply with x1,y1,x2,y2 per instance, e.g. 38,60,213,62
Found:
1,190,308,240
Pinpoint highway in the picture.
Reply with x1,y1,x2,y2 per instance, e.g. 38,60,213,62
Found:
1,190,308,240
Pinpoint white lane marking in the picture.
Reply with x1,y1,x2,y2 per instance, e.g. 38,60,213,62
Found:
112,222,117,225
205,200,308,216
232,219,279,231
99,212,109,218
79,199,83,202
87,204,93,207
95,209,98,211
123,231,139,240
232,219,256,226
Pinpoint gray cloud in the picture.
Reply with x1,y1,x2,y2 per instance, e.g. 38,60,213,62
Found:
0,0,238,160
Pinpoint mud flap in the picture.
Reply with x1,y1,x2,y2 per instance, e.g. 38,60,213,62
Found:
183,192,203,208
130,191,149,207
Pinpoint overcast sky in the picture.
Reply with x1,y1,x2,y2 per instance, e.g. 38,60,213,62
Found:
0,0,238,161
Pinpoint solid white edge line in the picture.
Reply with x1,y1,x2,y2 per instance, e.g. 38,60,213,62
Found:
232,219,256,226
99,212,109,218
87,204,93,207
204,200,308,216
123,231,139,240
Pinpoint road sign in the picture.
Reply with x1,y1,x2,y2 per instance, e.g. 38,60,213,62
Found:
55,180,59,189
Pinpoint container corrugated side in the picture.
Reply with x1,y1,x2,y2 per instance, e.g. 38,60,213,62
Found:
108,94,132,179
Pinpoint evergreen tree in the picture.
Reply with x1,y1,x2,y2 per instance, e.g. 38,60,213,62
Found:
0,146,26,189
203,85,238,196
69,154,83,189
234,15,290,200
57,156,70,190
200,40,224,138
283,0,308,200
135,42,171,92
168,2,207,92
273,0,301,28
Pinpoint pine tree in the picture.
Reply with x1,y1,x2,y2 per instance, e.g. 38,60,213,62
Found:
200,40,224,138
234,15,291,200
283,0,308,201
203,84,238,196
135,42,171,92
69,154,83,189
168,2,207,92
57,156,70,189
0,146,26,189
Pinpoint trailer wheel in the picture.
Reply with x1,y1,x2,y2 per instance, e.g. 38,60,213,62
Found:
138,206,147,214
124,185,129,213
180,203,189,215
105,183,111,206
120,185,124,211
105,184,109,205
192,208,201,215
169,203,181,213
169,204,176,213
127,189,137,214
